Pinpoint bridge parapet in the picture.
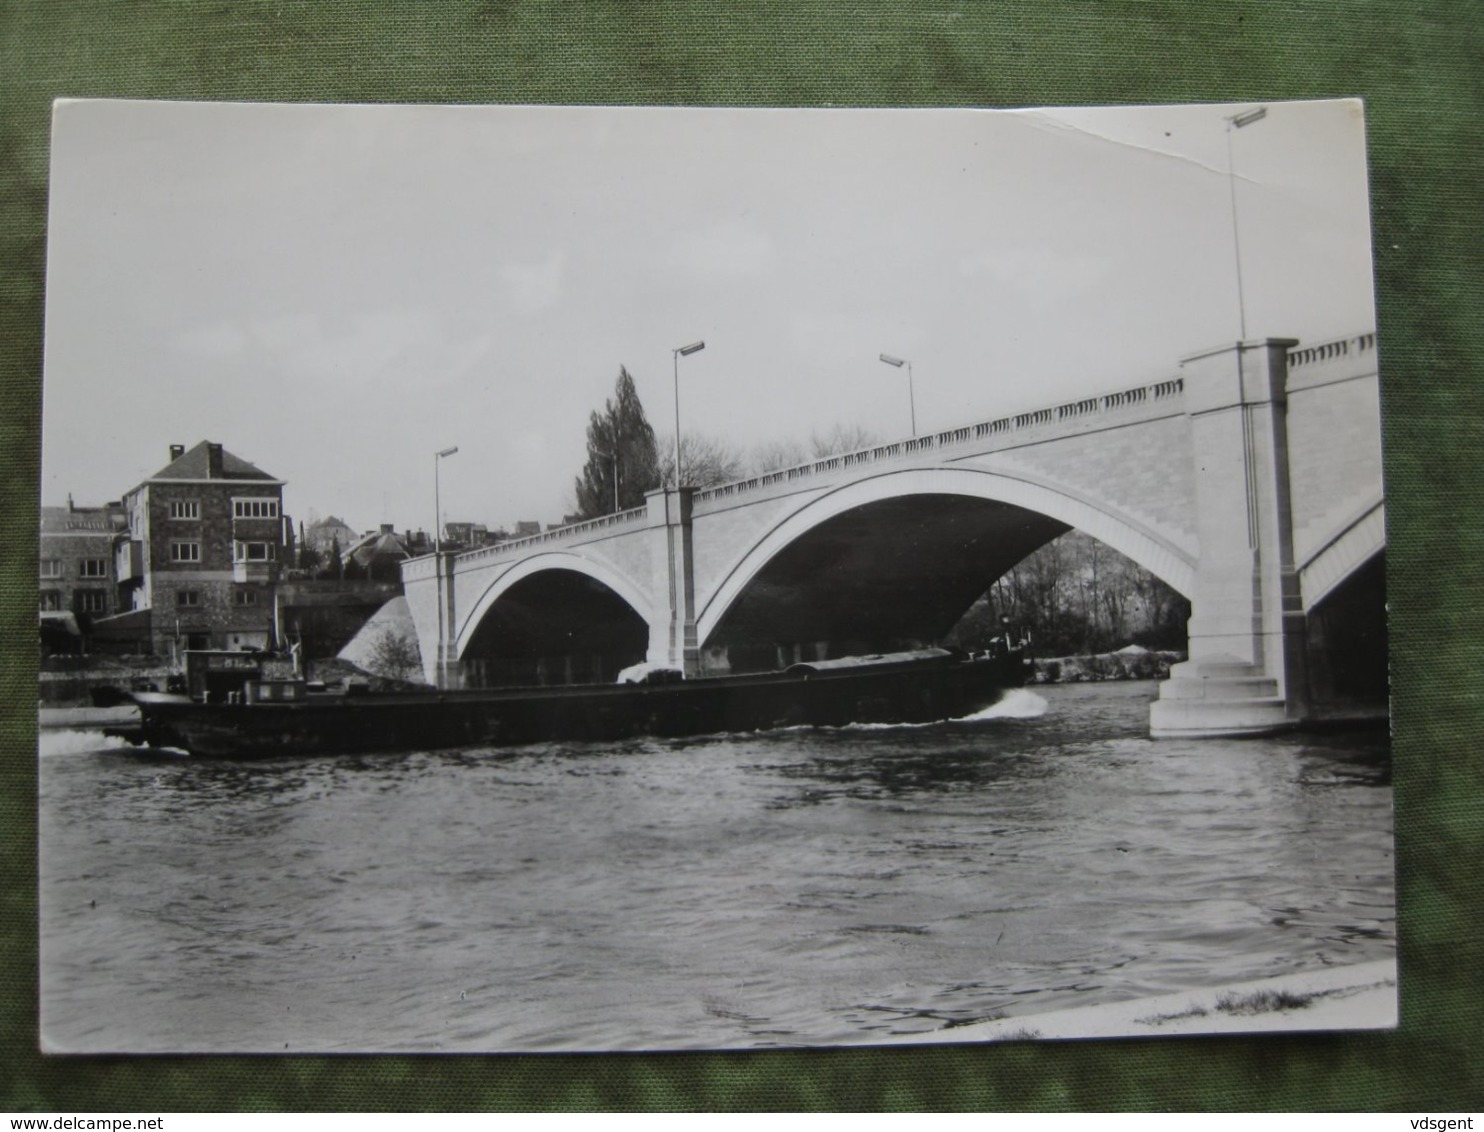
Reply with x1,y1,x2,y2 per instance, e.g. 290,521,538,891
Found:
693,373,1187,512
451,506,650,570
1285,332,1378,392
1286,331,1376,372
400,507,651,585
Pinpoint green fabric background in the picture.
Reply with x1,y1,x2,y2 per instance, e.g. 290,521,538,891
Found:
2,0,1480,1112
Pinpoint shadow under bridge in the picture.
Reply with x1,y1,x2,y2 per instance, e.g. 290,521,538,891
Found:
700,494,1070,674
459,568,649,688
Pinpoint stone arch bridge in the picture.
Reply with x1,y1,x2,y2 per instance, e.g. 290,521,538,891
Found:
403,334,1384,737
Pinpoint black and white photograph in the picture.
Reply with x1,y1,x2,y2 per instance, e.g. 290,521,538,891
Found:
37,98,1393,1053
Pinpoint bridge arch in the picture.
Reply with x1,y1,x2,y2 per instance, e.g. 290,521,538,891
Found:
454,551,655,661
1298,498,1385,610
696,465,1197,648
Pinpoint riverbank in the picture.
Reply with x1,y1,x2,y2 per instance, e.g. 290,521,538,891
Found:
868,958,1397,1045
1030,645,1183,684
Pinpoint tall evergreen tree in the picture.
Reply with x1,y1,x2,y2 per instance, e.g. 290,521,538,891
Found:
321,535,343,582
574,366,661,518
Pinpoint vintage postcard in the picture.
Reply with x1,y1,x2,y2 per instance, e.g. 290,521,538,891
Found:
38,99,1391,1052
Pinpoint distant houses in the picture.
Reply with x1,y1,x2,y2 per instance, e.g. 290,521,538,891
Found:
38,498,129,651
344,525,413,582
42,439,543,659
303,515,357,561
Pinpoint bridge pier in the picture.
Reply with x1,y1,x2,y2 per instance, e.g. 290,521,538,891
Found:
1150,337,1309,738
433,551,462,689
645,487,700,676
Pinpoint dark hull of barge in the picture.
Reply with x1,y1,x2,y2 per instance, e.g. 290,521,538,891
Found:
121,652,1032,758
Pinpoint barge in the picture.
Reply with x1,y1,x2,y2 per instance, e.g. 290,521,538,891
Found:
112,646,1032,758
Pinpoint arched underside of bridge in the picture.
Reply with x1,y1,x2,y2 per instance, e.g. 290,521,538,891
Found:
459,567,649,687
702,493,1072,671
696,468,1197,672
1305,549,1387,711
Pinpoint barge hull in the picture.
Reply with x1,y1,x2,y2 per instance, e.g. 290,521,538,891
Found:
129,654,1029,758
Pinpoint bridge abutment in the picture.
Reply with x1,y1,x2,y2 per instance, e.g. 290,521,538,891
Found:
1150,338,1309,738
645,487,700,675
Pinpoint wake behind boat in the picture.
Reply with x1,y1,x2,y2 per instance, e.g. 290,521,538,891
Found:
112,646,1032,758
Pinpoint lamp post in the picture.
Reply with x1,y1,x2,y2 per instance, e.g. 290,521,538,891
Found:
879,353,916,437
671,339,705,488
1225,106,1267,341
433,445,458,685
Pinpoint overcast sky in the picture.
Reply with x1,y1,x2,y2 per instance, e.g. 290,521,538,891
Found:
42,99,1375,534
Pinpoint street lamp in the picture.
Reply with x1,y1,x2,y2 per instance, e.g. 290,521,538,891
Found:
879,353,916,437
434,445,459,554
433,445,458,685
671,339,705,488
1225,105,1267,341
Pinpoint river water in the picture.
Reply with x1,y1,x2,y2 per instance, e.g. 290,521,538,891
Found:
38,680,1394,1053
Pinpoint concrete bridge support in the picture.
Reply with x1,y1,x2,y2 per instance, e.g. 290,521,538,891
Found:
433,552,461,689
646,487,700,675
1150,338,1309,737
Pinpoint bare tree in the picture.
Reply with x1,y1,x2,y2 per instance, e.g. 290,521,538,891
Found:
809,423,879,458
657,432,748,490
750,436,810,475
365,627,424,684
749,425,881,476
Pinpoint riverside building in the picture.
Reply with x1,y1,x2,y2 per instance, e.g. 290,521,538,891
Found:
105,441,290,658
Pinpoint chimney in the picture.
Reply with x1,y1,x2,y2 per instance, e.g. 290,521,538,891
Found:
169,444,185,462
67,493,75,512
206,443,224,478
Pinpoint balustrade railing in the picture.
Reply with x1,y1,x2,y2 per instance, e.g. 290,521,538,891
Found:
692,369,1194,507
448,505,650,565
1286,331,1376,370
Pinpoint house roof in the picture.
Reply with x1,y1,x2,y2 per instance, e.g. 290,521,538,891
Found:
40,505,126,535
346,529,411,566
145,441,280,484
308,515,355,533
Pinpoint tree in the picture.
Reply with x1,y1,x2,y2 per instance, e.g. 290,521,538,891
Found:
297,520,320,572
749,425,881,476
808,423,879,459
318,536,343,581
574,366,662,518
960,530,1190,656
365,627,424,684
657,432,748,490
750,436,810,475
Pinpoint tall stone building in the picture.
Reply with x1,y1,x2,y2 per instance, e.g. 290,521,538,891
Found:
112,441,290,656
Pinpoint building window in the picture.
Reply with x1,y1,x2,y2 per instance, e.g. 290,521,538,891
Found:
39,559,62,579
233,498,279,520
176,590,201,607
234,541,275,562
78,590,107,613
79,558,108,578
40,591,62,612
169,500,200,520
171,541,201,563
235,588,258,606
